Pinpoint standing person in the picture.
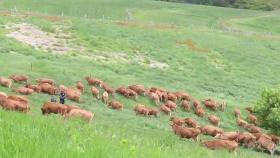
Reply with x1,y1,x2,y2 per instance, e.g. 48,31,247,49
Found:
50,95,57,103
59,90,66,104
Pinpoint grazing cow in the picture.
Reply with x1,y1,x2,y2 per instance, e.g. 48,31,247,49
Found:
246,125,262,134
41,102,67,115
91,86,100,99
128,84,146,96
245,107,254,114
193,100,201,108
149,92,160,105
195,107,205,117
36,78,55,85
204,99,218,111
234,108,241,118
101,83,114,96
134,104,150,116
181,100,191,112
65,109,94,122
215,132,239,141
66,88,81,103
170,117,185,126
256,134,276,155
0,77,13,88
15,87,34,95
236,132,257,148
236,117,249,128
25,84,41,93
85,76,103,87
184,118,199,128
1,98,29,113
102,91,109,105
171,124,201,141
199,125,223,137
160,105,171,116
167,92,177,103
108,100,123,110
165,100,177,111
76,81,84,93
247,114,258,125
202,139,238,153
208,115,220,126
9,74,28,82
39,83,58,95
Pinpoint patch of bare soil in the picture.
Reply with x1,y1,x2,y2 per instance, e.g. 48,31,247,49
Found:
6,23,72,54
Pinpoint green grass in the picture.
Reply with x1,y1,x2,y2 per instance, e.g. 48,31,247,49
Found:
0,0,279,157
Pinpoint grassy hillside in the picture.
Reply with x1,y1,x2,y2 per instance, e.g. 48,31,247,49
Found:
0,0,279,157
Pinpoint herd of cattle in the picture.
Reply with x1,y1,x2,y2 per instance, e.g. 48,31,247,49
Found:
0,74,279,156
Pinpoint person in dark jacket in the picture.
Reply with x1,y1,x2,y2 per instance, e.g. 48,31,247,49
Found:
59,90,66,104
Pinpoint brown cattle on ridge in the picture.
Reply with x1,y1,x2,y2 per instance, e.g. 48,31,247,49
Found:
181,100,191,112
236,132,257,148
160,105,171,116
199,125,223,137
170,117,185,126
171,124,201,141
108,100,123,110
185,118,199,128
15,87,34,95
195,107,205,117
208,115,220,126
102,91,109,105
247,113,258,125
91,86,100,99
202,139,238,153
165,100,177,111
9,74,28,82
215,132,239,141
85,76,103,87
0,77,13,88
25,84,41,93
76,81,84,93
36,78,55,85
65,109,94,122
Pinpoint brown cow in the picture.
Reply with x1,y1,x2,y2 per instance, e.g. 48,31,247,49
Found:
234,108,241,118
149,92,160,105
25,84,41,93
7,95,28,105
102,91,109,105
246,125,262,134
236,117,249,128
128,84,146,96
134,104,150,116
108,100,123,110
236,132,257,148
65,108,94,122
165,100,177,111
147,108,158,117
185,118,199,128
171,124,201,141
91,86,100,99
85,76,103,87
39,83,58,95
76,81,84,93
215,132,239,141
0,77,13,88
160,105,171,116
167,92,177,103
208,115,220,127
247,113,258,125
199,125,224,137
9,74,28,82
1,98,29,113
66,88,81,103
170,117,184,126
195,107,205,117
41,102,67,115
256,134,276,155
270,134,280,145
36,78,55,85
174,92,192,101
202,139,238,153
193,100,201,108
204,98,218,111
15,87,34,95
181,100,191,112
101,83,114,96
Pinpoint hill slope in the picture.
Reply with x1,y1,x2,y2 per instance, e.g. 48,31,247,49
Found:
0,0,279,157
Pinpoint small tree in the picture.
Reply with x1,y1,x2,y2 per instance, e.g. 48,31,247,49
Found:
254,88,280,134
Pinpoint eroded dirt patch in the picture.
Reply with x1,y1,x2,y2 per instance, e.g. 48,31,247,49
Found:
6,23,72,54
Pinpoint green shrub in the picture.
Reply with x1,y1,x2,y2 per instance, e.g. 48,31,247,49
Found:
254,88,280,134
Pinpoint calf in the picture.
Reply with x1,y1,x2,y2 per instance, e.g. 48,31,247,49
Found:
91,86,100,99
202,139,238,152
65,108,94,122
236,117,249,128
208,115,220,126
0,77,12,88
181,100,191,112
199,125,223,137
184,118,199,128
171,124,201,141
76,81,84,93
108,100,123,110
15,87,34,95
9,74,28,82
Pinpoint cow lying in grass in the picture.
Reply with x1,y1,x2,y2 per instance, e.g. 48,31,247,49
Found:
0,95,29,113
10,74,28,83
0,77,13,88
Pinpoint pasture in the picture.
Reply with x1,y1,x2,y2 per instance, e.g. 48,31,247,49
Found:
0,0,279,157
